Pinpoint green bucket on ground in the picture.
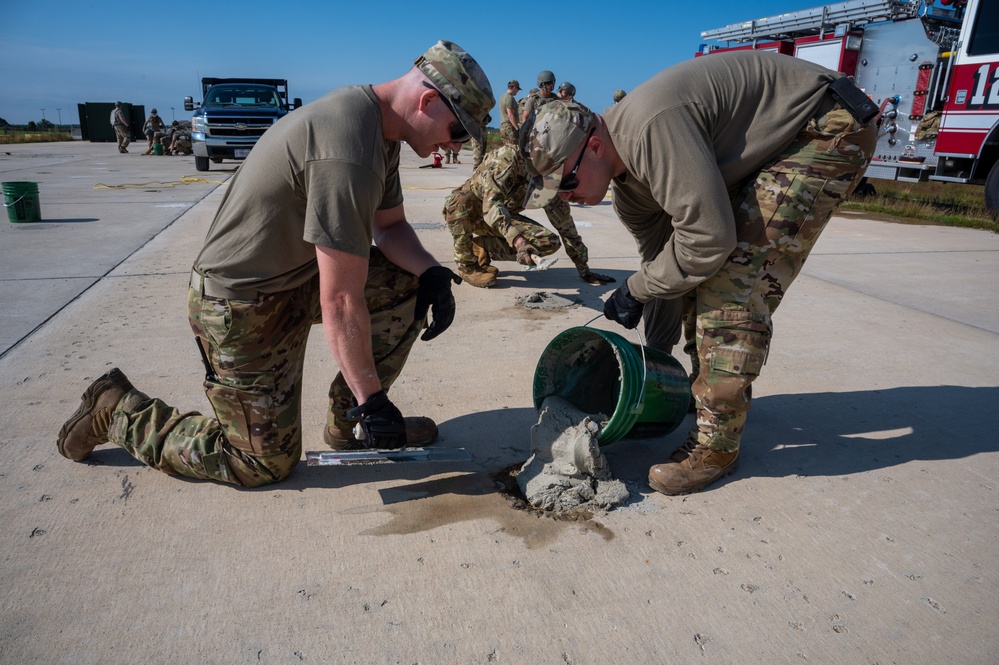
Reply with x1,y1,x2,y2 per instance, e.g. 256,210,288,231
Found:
3,181,41,223
153,142,164,156
533,326,691,445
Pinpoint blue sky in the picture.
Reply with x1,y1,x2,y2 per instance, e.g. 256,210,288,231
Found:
1,0,826,126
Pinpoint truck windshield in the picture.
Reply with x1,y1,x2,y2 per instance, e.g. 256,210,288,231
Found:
208,87,281,106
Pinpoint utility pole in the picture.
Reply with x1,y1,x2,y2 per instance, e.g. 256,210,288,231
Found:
171,107,175,122
56,108,62,128
41,108,46,122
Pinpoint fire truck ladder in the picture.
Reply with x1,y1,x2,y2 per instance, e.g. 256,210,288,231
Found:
701,0,921,42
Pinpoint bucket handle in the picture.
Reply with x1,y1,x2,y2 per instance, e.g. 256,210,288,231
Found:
582,313,648,414
3,194,27,208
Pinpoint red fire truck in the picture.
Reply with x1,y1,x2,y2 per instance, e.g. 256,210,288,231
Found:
698,0,999,214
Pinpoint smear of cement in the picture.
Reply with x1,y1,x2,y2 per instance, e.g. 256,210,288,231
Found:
515,291,580,310
516,396,629,513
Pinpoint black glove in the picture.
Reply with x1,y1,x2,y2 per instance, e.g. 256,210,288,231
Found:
580,270,616,285
603,283,644,329
346,390,406,449
415,266,461,341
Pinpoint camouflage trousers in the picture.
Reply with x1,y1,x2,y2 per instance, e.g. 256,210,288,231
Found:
114,125,130,152
500,124,518,148
470,138,485,169
443,190,561,268
107,248,422,487
674,105,875,453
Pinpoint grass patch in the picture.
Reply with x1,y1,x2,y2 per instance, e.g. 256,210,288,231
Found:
844,179,998,232
0,132,75,144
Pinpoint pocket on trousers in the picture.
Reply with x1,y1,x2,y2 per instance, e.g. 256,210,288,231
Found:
709,346,765,376
204,379,277,456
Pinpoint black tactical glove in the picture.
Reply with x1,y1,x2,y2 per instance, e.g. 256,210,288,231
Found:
580,269,616,285
415,266,462,341
603,282,644,329
346,390,407,449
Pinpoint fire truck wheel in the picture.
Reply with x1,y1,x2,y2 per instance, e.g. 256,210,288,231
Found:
985,161,999,218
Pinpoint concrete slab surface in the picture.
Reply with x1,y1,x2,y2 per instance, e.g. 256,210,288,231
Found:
1,141,997,664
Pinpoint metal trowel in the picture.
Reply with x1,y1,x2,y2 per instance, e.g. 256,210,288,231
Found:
523,255,558,272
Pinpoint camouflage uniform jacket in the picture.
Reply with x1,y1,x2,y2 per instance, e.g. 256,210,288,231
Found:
450,145,590,274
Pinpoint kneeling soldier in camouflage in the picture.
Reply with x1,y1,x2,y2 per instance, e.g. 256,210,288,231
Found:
57,41,494,487
442,140,614,288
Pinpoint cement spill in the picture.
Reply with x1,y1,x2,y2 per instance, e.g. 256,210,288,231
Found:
516,396,630,515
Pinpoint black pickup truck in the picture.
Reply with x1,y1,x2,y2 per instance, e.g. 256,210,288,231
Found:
184,78,302,171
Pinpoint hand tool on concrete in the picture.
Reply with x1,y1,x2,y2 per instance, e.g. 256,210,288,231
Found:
306,448,472,466
524,255,558,271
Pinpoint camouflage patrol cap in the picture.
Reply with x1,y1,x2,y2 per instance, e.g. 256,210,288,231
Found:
415,40,495,144
508,79,521,90
613,89,627,103
520,101,595,208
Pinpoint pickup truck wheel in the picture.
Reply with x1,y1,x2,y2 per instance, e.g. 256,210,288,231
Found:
986,160,999,218
195,156,209,172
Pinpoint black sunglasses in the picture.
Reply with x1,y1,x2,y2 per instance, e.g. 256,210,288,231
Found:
422,81,473,143
558,127,595,192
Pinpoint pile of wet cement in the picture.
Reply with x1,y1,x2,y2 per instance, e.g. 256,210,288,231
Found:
515,291,580,310
516,396,630,513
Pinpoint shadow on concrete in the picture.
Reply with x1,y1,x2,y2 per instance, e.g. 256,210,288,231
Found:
282,407,539,493
608,385,999,492
83,386,998,497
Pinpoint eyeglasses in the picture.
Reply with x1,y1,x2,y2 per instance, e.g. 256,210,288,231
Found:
557,127,595,192
422,81,474,143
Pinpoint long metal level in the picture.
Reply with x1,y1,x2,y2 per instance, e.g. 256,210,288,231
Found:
305,448,473,466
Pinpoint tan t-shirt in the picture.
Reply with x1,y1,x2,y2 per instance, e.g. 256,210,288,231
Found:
195,85,403,293
499,92,518,129
606,51,837,302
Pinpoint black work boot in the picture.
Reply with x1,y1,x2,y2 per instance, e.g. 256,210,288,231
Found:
648,443,739,495
57,368,134,461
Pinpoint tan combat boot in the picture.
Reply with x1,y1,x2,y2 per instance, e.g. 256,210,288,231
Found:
57,368,134,461
323,417,439,451
457,264,497,288
668,431,698,463
471,241,499,275
648,443,739,495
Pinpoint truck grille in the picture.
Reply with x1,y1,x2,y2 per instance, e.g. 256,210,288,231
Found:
207,117,273,137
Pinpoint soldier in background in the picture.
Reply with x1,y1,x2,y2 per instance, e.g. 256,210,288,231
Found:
498,79,521,147
603,89,627,114
169,121,193,156
442,142,614,288
142,108,167,155
444,147,461,164
557,82,576,102
520,71,558,124
111,102,130,154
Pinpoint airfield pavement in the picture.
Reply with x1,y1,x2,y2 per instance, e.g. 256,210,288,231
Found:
1,140,997,664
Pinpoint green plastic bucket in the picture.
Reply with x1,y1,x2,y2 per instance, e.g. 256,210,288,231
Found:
533,326,691,445
3,181,41,223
